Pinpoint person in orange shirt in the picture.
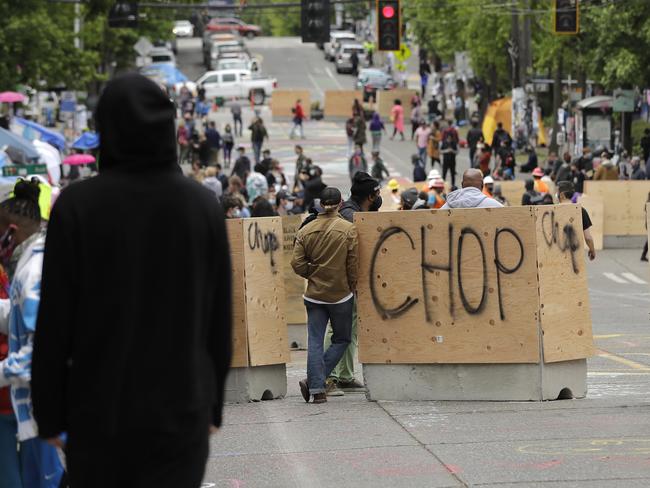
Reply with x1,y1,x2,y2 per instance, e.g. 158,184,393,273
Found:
532,167,549,193
428,178,446,208
482,175,495,197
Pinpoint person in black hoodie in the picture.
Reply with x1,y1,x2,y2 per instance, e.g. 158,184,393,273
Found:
31,73,232,488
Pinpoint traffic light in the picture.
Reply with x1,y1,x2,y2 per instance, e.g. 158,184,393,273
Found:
301,0,330,43
377,0,400,51
108,2,139,28
553,0,579,35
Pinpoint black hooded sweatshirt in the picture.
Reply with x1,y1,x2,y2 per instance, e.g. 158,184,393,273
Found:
32,74,232,441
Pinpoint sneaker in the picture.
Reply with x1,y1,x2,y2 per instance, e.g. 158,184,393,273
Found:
313,393,327,404
337,378,366,392
326,379,345,397
298,379,310,403
642,256,648,262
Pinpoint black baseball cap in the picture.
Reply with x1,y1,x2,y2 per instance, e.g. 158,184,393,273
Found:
276,190,296,202
320,187,342,206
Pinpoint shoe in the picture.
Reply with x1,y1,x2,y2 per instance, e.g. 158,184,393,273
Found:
642,256,648,262
299,379,310,403
326,379,345,397
337,378,366,392
313,393,327,404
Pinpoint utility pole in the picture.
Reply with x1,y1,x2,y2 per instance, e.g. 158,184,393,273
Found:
74,1,83,50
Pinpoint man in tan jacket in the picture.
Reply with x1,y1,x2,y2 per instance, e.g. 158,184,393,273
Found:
292,187,358,404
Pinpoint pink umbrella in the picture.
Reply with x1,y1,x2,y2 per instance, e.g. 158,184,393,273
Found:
63,154,96,165
0,91,26,103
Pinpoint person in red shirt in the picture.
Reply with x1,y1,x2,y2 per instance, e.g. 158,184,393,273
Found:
289,98,306,140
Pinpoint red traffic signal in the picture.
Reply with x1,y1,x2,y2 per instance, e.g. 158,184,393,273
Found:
381,5,395,18
377,0,400,51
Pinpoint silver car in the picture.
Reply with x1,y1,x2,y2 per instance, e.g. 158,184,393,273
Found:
334,43,366,74
324,31,356,61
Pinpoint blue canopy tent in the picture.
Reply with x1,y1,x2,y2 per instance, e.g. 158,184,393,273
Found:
0,127,40,162
14,117,66,151
140,63,188,86
72,131,100,150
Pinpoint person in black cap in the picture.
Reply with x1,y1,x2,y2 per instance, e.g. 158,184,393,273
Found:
276,189,297,216
231,145,251,182
339,171,382,222
31,73,232,487
292,187,358,404
400,187,419,210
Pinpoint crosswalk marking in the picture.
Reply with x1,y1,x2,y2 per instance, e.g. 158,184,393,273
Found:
604,272,629,284
622,272,648,284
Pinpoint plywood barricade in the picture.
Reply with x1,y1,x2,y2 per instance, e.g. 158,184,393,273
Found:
270,90,311,118
227,217,289,367
282,215,307,325
376,88,416,121
354,205,593,365
577,194,604,250
497,180,556,206
324,90,363,118
583,181,650,236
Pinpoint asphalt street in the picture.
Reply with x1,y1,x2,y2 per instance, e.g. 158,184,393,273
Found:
174,37,650,487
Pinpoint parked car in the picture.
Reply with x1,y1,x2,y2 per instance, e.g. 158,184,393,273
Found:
207,17,262,38
206,38,245,68
195,69,276,105
335,43,366,73
147,47,176,66
173,20,194,37
356,68,396,101
214,53,260,72
324,31,356,61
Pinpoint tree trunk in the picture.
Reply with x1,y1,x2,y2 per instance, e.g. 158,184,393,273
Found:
549,52,563,154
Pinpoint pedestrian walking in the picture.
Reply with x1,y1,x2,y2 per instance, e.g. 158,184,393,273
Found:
414,122,431,168
352,99,363,118
222,124,235,168
440,132,458,187
205,121,221,165
419,59,431,98
410,103,422,140
293,187,358,404
369,112,386,152
177,120,190,165
353,114,367,152
345,116,355,156
441,169,504,209
466,119,483,166
427,121,442,169
32,74,232,487
248,117,268,164
348,144,368,181
232,145,251,182
289,98,305,139
557,181,596,261
231,100,243,136
370,151,390,182
0,180,65,488
389,99,405,141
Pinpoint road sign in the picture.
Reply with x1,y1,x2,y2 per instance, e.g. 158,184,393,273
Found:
133,36,154,57
2,164,48,177
60,91,77,113
613,89,635,112
394,43,411,62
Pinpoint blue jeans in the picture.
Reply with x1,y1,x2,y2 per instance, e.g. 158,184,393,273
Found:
305,297,353,394
252,141,262,164
0,413,22,488
418,146,427,167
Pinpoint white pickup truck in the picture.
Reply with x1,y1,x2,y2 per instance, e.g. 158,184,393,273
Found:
195,69,276,105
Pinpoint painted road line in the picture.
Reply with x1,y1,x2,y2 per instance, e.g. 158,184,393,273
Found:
596,349,650,371
588,371,650,376
324,66,343,90
622,272,648,284
593,334,623,339
307,73,325,99
603,272,629,284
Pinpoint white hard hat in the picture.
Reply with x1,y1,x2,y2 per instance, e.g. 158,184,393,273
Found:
483,175,494,184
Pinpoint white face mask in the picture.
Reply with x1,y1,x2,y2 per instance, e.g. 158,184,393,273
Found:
232,209,242,218
285,201,294,211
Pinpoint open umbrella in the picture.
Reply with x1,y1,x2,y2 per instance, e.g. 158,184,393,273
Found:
63,154,95,165
72,131,100,150
14,117,66,151
0,92,26,103
0,127,40,161
141,63,188,86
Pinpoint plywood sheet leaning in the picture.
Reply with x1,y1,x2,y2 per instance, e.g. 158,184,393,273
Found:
497,180,526,206
354,207,540,364
270,90,311,118
577,194,604,250
534,205,594,363
583,181,650,236
324,90,363,118
376,88,415,120
226,220,249,368
282,214,307,325
243,217,289,366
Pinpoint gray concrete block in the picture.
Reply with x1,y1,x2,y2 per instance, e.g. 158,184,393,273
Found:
363,360,587,402
225,364,287,403
603,235,646,249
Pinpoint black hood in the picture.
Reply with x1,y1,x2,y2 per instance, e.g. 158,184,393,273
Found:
95,73,178,173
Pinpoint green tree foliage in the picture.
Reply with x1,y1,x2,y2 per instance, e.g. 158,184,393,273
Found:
241,1,302,36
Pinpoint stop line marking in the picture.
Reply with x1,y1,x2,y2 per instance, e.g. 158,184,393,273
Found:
603,272,647,285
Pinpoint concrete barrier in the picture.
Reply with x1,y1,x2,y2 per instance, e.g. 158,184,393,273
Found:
324,90,363,118
376,88,416,121
225,217,289,402
354,205,593,401
270,90,311,118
